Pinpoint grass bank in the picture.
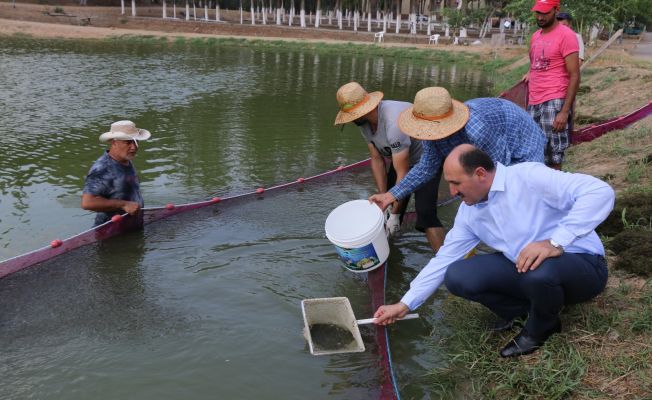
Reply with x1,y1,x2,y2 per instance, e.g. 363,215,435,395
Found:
426,278,652,399
422,121,652,399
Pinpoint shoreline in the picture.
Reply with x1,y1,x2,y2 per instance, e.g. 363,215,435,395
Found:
0,3,522,54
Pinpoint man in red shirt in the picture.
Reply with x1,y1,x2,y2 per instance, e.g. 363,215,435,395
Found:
524,0,580,170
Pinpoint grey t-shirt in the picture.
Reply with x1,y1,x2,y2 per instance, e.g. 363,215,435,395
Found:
358,100,423,166
83,151,144,226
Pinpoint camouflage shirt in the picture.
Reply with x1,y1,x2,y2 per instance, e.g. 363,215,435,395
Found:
83,151,143,226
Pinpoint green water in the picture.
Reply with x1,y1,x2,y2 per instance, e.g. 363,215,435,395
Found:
0,36,491,399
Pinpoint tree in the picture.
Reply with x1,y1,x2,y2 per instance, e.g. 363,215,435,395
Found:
443,7,468,36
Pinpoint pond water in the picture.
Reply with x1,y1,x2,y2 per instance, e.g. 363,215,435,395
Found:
0,37,492,399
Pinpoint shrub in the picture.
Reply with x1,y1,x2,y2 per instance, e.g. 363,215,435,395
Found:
614,245,652,277
609,229,652,254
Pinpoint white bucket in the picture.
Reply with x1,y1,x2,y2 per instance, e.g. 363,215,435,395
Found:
324,200,389,273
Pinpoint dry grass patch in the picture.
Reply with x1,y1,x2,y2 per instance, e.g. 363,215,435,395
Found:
577,52,652,122
565,124,652,191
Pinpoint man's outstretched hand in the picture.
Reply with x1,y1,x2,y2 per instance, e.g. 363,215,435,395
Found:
373,302,409,325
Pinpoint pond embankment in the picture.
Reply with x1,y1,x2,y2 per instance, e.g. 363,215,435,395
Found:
2,3,651,397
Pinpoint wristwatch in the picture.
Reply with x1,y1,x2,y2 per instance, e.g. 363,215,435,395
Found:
549,239,564,253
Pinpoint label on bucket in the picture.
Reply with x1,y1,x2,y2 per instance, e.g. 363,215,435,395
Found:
334,243,380,271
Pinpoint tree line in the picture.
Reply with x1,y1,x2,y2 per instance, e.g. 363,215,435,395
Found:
111,0,650,34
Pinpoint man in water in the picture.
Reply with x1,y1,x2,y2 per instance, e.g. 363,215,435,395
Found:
335,81,445,252
82,120,151,226
374,144,614,357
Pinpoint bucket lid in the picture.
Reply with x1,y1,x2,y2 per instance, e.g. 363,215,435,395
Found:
324,200,385,246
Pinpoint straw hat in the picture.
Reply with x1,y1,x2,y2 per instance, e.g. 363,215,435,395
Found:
398,87,470,140
334,82,384,125
99,120,152,143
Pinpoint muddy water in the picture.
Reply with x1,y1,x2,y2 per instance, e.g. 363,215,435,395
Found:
0,36,490,399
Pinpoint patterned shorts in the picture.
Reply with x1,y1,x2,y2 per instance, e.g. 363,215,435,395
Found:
527,98,571,165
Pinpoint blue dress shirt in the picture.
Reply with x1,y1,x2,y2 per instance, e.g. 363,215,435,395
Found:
400,162,615,310
389,98,546,200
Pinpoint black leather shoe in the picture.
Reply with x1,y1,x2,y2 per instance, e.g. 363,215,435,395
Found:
499,323,561,358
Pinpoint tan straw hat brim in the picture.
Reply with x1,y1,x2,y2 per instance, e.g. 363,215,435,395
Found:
334,91,384,125
397,99,470,140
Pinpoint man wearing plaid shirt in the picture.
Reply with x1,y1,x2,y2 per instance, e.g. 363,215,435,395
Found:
369,87,546,211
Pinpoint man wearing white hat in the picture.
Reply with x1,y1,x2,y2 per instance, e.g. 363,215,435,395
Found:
369,87,546,212
335,82,445,252
81,120,151,226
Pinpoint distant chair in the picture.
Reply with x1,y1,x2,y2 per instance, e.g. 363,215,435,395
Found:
374,31,385,43
428,34,440,45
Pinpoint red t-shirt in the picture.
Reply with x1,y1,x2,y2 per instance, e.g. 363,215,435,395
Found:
528,23,579,105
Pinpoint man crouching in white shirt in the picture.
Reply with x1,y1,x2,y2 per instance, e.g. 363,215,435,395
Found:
373,143,615,357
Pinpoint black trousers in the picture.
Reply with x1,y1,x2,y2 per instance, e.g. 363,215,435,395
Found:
444,252,608,338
